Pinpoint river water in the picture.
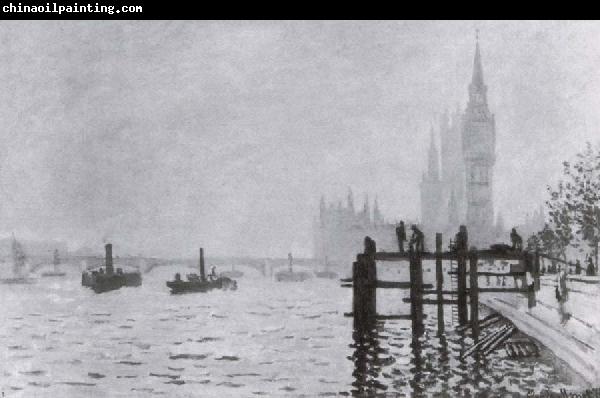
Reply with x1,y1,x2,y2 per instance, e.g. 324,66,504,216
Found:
0,262,586,397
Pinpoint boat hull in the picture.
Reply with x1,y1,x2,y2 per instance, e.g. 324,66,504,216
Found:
166,277,237,294
82,271,142,293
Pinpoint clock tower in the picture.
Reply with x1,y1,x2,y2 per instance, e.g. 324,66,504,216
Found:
461,33,496,247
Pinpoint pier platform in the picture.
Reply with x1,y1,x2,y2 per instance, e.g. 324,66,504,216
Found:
480,280,600,386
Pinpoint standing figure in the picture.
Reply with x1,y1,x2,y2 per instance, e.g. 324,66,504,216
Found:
288,252,293,272
586,256,596,276
395,221,407,253
454,225,468,252
409,225,424,253
363,236,377,256
209,265,217,281
510,228,523,251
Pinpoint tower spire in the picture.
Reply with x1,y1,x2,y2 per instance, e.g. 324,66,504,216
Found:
467,29,489,110
472,30,484,88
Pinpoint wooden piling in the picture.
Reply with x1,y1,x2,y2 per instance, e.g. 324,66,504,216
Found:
365,253,377,322
352,257,365,330
533,251,541,291
435,233,444,336
352,250,377,331
409,247,424,336
469,249,479,338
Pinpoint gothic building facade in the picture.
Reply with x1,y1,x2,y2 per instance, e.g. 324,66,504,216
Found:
313,190,400,266
420,37,498,247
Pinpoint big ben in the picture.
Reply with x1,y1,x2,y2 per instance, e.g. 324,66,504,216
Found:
462,33,496,247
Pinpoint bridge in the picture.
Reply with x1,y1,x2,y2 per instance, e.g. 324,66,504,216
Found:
141,255,321,276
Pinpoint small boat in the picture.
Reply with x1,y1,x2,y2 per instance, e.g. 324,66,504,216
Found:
275,253,312,282
0,236,36,284
41,249,66,277
166,248,237,294
81,243,142,293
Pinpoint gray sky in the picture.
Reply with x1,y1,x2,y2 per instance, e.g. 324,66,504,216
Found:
0,20,599,258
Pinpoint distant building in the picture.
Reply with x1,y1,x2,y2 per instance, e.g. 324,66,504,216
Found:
420,34,497,248
313,190,407,266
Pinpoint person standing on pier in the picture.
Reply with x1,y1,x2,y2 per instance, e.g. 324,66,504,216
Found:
454,225,468,252
409,225,424,253
510,228,523,251
586,256,596,276
395,221,407,253
363,236,377,256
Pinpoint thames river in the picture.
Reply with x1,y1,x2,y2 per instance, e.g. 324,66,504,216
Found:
0,263,585,397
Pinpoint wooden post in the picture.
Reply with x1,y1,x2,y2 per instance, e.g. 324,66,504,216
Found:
533,251,541,291
435,233,444,336
469,249,479,338
410,246,424,336
365,253,377,322
521,251,530,289
199,247,206,281
457,230,468,326
353,246,377,332
352,259,360,328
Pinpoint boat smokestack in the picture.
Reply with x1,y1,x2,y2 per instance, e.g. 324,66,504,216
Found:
105,243,114,274
199,247,206,281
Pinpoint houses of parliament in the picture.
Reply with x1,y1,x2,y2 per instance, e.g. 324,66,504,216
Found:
314,35,544,264
313,191,402,266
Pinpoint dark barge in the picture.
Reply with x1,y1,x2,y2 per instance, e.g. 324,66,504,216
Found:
81,244,142,293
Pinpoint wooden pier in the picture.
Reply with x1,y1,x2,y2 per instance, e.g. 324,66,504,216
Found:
343,225,541,344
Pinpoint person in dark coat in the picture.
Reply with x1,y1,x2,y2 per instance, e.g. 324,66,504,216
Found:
409,225,424,253
575,260,582,275
395,221,407,253
364,236,377,256
510,228,523,251
454,225,468,252
586,256,596,276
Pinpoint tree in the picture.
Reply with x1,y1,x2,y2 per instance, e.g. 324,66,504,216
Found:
546,142,600,272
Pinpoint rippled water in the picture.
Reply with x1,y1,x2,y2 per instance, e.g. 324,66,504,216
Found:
0,264,585,397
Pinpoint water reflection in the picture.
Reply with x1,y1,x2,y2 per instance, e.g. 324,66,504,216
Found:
347,305,579,397
349,321,388,396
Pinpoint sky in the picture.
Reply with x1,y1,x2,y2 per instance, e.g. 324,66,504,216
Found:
0,20,599,258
